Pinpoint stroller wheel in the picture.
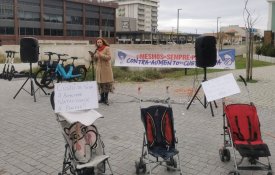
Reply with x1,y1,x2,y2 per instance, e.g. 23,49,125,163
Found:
219,148,231,162
267,171,273,175
135,160,146,174
228,170,240,175
166,157,177,171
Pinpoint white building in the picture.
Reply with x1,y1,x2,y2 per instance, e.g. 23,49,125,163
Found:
102,0,159,32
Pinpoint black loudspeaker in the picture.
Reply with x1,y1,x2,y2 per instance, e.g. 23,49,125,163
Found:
20,37,39,63
195,36,217,68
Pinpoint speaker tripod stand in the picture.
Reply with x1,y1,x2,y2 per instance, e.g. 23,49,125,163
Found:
186,67,218,116
13,62,45,102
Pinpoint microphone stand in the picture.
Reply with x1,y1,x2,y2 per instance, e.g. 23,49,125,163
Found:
89,49,97,81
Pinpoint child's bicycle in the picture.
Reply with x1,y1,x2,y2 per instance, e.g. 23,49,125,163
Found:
0,50,18,81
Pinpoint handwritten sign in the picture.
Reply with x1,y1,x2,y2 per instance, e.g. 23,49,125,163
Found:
54,81,98,113
201,73,240,102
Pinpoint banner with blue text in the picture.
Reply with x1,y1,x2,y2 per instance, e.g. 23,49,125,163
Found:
114,49,235,69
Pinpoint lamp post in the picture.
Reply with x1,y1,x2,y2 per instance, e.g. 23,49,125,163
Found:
177,8,182,44
217,17,221,49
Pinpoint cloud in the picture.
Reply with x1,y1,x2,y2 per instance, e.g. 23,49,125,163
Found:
158,0,268,34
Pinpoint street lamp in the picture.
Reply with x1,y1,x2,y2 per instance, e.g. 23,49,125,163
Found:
217,17,221,49
177,8,182,44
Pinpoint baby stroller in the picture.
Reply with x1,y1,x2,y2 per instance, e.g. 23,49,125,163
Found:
219,76,272,175
135,87,183,175
50,92,113,175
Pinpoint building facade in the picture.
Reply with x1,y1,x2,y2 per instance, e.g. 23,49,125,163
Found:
103,0,159,32
267,0,275,32
220,25,262,45
265,0,275,45
0,0,118,45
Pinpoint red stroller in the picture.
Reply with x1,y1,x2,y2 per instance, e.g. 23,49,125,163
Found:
219,76,272,175
135,87,183,175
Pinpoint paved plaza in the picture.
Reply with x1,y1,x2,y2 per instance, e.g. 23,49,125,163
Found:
0,66,275,175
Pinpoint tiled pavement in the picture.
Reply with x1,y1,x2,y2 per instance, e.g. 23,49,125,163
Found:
0,66,275,175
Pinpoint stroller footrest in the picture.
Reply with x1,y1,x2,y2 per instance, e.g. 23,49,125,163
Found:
236,143,271,157
149,147,179,160
237,165,271,171
77,155,109,170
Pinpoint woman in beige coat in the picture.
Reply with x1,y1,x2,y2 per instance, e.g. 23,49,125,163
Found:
91,38,114,105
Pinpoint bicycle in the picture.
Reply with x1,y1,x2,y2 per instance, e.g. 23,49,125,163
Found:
35,54,87,89
64,56,87,82
34,52,59,89
0,50,18,81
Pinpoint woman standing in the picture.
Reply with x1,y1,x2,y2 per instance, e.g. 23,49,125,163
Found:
90,38,114,105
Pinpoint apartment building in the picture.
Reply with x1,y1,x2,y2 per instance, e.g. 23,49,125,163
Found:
103,0,159,32
0,0,118,45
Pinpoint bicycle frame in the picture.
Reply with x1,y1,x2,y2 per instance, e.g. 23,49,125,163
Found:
55,63,81,80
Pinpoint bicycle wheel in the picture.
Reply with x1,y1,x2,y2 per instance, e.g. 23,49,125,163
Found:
73,66,87,82
44,70,59,89
34,68,48,87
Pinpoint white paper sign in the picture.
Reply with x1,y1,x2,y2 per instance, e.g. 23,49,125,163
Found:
54,81,98,113
201,73,240,102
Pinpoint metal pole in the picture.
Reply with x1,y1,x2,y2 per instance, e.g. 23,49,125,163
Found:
217,17,221,50
177,8,182,44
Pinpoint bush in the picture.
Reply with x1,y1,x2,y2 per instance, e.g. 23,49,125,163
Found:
255,46,261,55
266,47,275,57
260,44,275,56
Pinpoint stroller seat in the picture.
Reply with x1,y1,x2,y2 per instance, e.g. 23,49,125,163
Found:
149,146,179,160
220,103,272,174
136,105,183,175
225,104,271,158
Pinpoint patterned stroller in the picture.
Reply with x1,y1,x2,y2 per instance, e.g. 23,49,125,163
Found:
50,92,113,175
135,87,183,175
219,77,272,175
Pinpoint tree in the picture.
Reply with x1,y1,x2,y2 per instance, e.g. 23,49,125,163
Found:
243,0,258,81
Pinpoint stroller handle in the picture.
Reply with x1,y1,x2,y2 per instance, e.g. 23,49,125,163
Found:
239,75,247,87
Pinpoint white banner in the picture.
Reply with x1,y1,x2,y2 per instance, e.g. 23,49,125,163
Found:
114,49,235,69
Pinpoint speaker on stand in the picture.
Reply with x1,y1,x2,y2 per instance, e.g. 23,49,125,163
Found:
186,36,218,116
13,37,40,102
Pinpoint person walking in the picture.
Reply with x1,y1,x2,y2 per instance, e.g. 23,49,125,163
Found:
90,38,114,105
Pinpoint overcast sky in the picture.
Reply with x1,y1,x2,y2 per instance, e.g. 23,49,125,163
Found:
158,0,269,34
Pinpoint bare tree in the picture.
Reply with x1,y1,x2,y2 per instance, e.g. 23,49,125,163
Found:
243,0,258,81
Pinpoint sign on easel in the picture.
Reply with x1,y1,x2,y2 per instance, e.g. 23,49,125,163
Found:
54,81,98,113
201,73,240,102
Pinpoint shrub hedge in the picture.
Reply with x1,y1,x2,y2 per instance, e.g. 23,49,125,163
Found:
256,44,275,57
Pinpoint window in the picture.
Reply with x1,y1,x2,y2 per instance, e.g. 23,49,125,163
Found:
44,29,63,36
0,27,14,34
86,18,99,26
67,16,82,24
0,4,13,19
85,30,99,37
67,30,83,36
19,11,40,21
44,13,63,23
